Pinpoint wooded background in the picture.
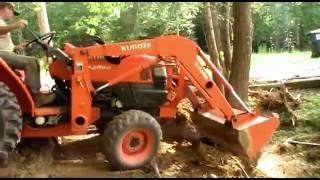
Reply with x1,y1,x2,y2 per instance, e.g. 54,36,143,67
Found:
12,2,319,51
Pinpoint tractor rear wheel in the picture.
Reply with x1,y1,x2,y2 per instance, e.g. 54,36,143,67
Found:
0,82,23,167
103,110,162,170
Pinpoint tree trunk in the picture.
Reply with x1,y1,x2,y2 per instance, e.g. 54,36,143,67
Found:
229,15,234,46
202,18,210,53
203,2,221,69
219,3,232,79
211,3,226,78
296,21,305,51
299,26,305,50
296,21,300,50
227,2,253,110
36,2,52,46
131,2,140,38
211,3,222,57
203,2,224,92
249,76,320,90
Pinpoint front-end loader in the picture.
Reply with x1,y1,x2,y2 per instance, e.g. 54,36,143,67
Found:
0,30,279,170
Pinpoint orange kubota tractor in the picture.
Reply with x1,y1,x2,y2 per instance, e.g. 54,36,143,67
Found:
0,30,279,170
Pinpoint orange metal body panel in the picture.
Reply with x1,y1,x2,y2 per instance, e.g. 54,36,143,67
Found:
69,52,94,134
49,59,71,80
0,58,34,114
86,59,153,83
21,107,100,137
34,107,66,116
49,55,153,84
234,114,280,160
22,123,72,137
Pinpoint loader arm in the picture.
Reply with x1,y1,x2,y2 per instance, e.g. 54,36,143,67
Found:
63,35,279,161
64,35,237,121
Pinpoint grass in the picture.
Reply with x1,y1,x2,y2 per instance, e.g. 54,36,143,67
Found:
295,89,320,131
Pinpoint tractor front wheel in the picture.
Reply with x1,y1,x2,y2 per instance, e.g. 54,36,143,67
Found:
103,110,162,170
0,82,23,167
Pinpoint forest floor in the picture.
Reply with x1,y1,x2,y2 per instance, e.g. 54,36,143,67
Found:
0,52,319,178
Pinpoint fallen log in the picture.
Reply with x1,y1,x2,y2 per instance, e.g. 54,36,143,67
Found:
249,76,320,90
286,140,320,146
284,137,320,146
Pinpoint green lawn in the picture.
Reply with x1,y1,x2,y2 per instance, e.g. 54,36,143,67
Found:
295,89,320,131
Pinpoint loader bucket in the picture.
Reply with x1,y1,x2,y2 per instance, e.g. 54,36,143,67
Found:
192,109,279,161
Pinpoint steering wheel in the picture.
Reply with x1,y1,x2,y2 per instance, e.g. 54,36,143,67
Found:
25,29,56,49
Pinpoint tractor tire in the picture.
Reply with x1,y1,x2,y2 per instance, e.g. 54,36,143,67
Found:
103,110,162,170
0,82,23,167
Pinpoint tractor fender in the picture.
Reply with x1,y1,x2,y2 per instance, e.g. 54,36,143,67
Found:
0,58,34,114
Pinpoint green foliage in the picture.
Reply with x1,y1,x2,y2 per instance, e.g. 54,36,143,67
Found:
252,2,320,52
10,2,202,48
10,2,90,49
8,2,320,55
76,2,201,42
10,2,37,44
46,2,90,47
296,92,320,130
